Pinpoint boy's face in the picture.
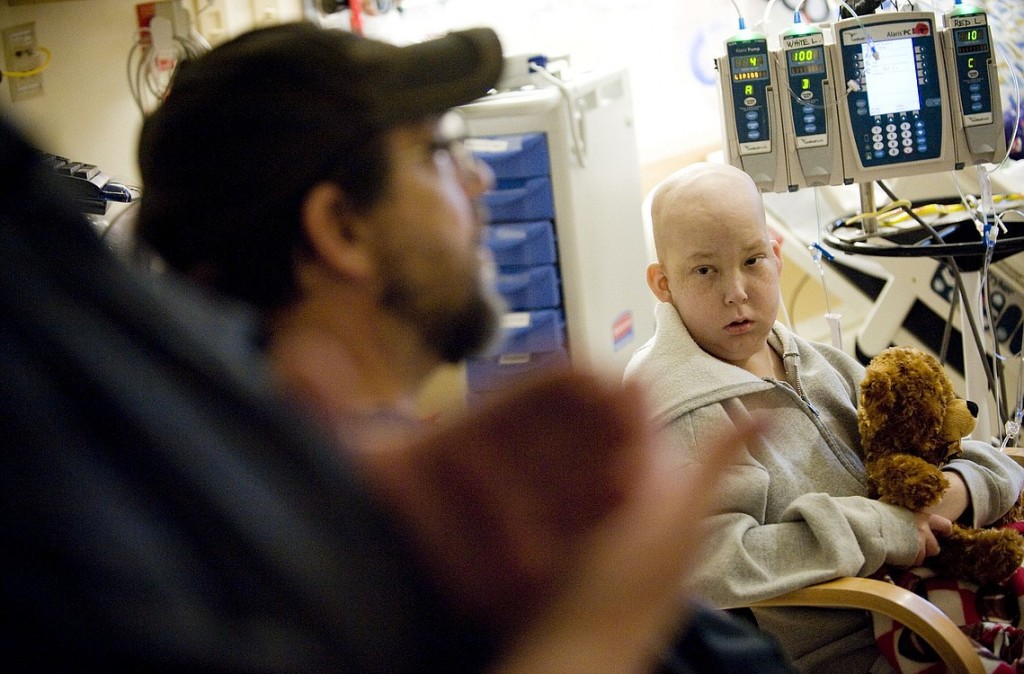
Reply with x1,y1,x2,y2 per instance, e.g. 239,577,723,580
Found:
648,171,782,370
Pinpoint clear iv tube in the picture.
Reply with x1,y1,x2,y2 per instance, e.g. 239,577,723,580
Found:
761,0,781,31
1001,356,1024,450
835,0,877,59
994,40,1022,169
811,186,843,350
729,0,747,28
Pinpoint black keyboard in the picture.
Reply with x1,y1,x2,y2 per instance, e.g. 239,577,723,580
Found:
42,154,136,215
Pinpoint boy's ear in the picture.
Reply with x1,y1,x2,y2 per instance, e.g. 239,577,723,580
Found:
300,182,374,281
646,262,672,302
771,237,783,274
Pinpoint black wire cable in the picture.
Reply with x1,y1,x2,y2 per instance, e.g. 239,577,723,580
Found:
874,180,1001,426
839,0,883,18
939,279,958,367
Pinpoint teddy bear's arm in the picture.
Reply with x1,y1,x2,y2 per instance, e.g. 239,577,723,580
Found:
867,454,950,511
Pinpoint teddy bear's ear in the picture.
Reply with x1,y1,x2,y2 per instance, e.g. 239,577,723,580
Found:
860,373,894,422
858,373,895,456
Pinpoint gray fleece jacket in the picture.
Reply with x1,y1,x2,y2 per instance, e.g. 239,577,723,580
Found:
625,302,1024,674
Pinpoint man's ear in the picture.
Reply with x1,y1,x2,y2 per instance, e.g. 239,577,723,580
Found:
300,182,374,281
646,262,671,302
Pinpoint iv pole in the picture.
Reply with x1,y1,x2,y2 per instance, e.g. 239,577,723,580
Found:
850,182,1004,441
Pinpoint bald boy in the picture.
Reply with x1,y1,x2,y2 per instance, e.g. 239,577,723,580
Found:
646,162,784,378
625,162,1022,673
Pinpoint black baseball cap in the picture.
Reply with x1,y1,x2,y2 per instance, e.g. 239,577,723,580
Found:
136,22,503,307
139,22,502,184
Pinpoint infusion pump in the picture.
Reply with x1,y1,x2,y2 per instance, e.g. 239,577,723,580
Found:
717,6,1007,193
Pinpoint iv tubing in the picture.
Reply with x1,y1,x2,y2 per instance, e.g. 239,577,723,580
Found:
835,0,877,58
875,180,1001,422
728,0,747,29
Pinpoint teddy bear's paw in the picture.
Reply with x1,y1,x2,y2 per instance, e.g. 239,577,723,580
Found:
868,455,948,510
934,527,1024,585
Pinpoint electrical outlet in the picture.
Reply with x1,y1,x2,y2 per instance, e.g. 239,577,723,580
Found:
137,1,193,43
2,22,44,102
250,0,280,27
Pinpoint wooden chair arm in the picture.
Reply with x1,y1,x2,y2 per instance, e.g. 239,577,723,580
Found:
748,577,984,674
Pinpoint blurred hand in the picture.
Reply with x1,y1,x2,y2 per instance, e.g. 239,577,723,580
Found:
491,418,765,674
360,368,764,673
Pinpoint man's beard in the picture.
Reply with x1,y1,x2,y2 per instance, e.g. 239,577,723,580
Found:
382,265,505,365
430,285,505,364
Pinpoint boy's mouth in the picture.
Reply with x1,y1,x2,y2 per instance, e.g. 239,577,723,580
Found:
725,318,754,334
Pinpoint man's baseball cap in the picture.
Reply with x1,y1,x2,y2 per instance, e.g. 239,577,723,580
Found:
136,23,503,307
139,22,502,183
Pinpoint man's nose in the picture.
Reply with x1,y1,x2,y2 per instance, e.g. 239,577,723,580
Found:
463,156,494,196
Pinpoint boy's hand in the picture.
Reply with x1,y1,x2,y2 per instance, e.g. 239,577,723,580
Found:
910,511,953,566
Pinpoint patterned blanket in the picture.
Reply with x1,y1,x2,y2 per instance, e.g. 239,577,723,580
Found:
872,524,1024,672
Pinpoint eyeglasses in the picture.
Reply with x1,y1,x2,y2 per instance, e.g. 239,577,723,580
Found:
431,111,487,181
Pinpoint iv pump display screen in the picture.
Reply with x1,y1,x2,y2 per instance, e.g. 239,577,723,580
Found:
731,54,768,81
861,38,921,117
788,47,825,75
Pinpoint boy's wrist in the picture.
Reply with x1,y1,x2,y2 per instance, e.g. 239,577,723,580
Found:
923,471,969,523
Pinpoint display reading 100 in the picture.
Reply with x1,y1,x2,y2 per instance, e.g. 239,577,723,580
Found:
787,46,824,76
788,47,821,64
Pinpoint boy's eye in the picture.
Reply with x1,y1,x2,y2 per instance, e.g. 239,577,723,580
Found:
746,254,766,266
695,266,712,276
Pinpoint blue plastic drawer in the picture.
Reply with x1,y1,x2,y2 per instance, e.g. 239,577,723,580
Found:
483,176,554,223
493,309,565,355
496,265,561,310
466,348,570,394
486,221,556,267
468,133,550,180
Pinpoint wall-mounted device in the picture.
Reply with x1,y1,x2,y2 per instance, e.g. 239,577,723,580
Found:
716,28,789,193
941,4,1006,166
830,11,956,183
776,23,844,189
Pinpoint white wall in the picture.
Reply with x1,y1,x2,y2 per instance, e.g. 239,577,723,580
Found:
361,0,758,168
0,0,778,184
3,0,1021,186
1,0,148,183
0,0,303,184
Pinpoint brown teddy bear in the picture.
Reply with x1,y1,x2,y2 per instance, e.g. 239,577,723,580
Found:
858,345,1024,586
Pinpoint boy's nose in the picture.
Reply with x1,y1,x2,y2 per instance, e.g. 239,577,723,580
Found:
724,278,749,305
